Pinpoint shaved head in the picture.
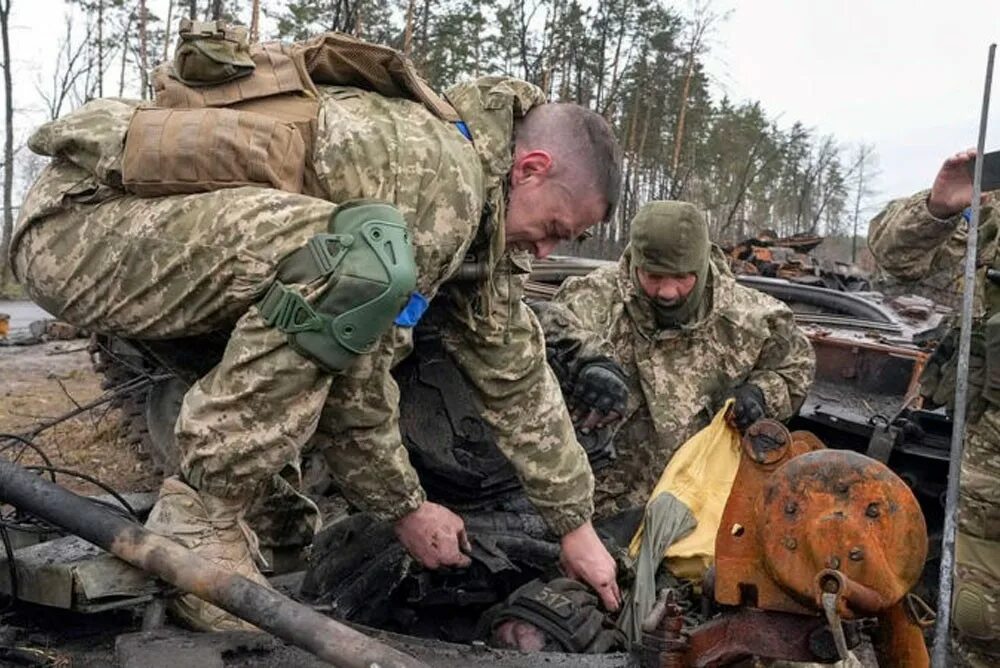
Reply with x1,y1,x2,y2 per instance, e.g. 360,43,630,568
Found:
514,103,622,223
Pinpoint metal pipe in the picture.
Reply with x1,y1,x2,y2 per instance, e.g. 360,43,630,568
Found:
0,457,429,668
932,43,997,668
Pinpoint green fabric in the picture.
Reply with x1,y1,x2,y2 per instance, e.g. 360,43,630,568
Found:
259,201,416,373
617,492,697,643
629,201,710,328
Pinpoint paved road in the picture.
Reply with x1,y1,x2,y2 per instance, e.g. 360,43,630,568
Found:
0,300,53,331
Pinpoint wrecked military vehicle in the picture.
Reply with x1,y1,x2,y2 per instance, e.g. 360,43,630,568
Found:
0,255,947,666
722,231,871,292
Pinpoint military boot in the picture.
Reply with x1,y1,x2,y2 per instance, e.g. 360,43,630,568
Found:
144,476,269,632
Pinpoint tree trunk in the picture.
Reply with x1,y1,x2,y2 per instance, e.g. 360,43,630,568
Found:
188,0,196,20
249,0,260,42
671,48,695,178
163,0,174,60
138,0,149,100
97,0,104,96
402,0,415,56
118,14,132,97
0,0,13,287
211,0,222,21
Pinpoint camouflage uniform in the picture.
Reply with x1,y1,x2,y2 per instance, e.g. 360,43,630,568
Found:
537,247,815,517
869,191,1000,667
10,77,594,537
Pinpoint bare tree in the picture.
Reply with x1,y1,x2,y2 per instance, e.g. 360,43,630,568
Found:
163,0,174,60
0,0,13,287
670,1,726,187
402,0,415,56
37,16,94,120
97,0,105,96
249,0,259,42
849,144,880,261
138,0,149,99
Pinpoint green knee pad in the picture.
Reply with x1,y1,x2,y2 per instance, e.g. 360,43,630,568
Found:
258,201,417,372
954,531,1000,641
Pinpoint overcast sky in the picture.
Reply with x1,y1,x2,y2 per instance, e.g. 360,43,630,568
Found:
705,0,999,213
4,0,999,222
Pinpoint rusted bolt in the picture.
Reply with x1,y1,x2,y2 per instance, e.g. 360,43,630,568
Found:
849,547,864,561
865,502,880,518
784,537,797,550
784,501,798,515
821,576,841,594
731,523,745,537
836,482,850,494
828,556,841,569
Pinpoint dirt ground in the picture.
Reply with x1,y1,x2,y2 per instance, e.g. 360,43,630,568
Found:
0,340,160,496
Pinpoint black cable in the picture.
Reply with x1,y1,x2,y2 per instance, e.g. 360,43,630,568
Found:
21,466,137,519
0,435,56,480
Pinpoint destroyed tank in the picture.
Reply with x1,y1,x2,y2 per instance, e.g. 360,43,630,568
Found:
723,231,871,292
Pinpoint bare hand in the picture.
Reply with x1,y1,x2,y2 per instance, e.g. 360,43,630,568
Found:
559,521,621,611
571,407,623,433
394,501,472,569
928,148,981,218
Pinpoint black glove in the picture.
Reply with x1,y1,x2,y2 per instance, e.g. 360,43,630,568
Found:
730,383,766,431
545,344,576,395
489,578,625,653
570,358,629,431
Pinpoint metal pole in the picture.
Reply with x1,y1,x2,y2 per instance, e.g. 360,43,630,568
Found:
932,43,996,668
0,457,430,668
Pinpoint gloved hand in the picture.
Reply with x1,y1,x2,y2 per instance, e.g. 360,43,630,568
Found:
729,383,766,431
569,358,629,433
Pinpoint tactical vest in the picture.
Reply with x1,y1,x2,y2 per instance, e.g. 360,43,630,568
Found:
121,20,459,200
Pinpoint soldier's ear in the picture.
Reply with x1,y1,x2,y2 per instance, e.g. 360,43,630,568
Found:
511,149,554,186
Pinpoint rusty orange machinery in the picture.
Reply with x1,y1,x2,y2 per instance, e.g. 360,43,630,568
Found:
708,420,930,666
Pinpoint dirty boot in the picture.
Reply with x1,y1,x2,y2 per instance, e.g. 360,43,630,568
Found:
144,476,269,632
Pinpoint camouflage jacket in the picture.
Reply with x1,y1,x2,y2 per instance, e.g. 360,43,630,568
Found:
538,248,815,516
868,189,1000,409
309,77,595,533
11,77,594,535
868,189,1000,311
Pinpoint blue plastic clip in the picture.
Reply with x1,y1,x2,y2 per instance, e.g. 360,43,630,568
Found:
395,292,430,327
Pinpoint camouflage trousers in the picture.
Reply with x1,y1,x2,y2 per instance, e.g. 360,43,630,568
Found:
952,403,1000,667
11,186,419,522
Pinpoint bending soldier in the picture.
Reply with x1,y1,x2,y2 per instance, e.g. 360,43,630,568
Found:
868,149,1000,668
535,201,815,517
10,29,623,630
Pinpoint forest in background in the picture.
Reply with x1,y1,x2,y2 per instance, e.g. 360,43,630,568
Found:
0,0,880,290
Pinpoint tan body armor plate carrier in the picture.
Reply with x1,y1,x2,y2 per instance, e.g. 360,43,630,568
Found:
122,28,459,199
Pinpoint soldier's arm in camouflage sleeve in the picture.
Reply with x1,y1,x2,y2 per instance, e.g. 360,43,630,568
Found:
437,265,595,536
746,302,816,420
316,332,427,521
534,269,619,373
868,189,967,282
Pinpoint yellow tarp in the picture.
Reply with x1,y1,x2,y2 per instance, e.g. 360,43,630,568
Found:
628,400,742,580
